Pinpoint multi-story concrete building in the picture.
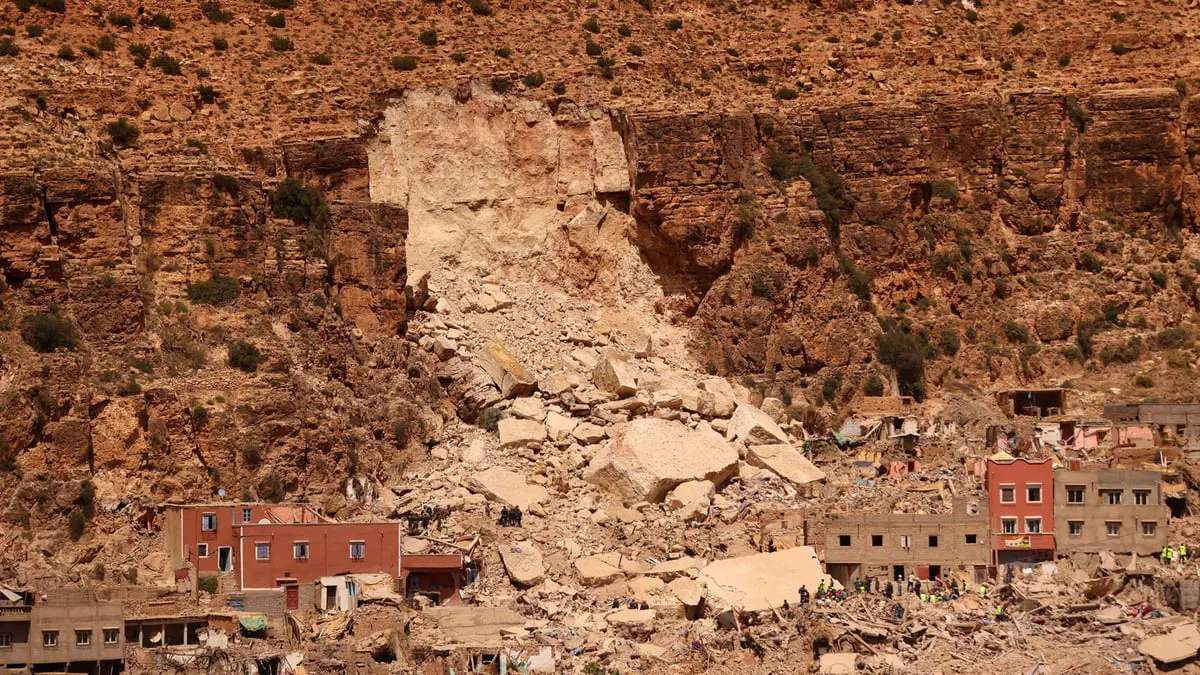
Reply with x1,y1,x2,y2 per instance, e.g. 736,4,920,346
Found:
164,502,331,577
822,497,990,586
987,456,1056,564
1054,468,1169,555
0,588,123,673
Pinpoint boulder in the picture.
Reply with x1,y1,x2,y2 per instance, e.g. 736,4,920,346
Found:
571,422,607,444
604,609,656,635
645,557,703,580
726,404,790,445
745,444,826,485
544,411,579,440
592,349,638,397
698,547,832,613
760,397,788,423
497,418,546,448
678,387,732,418
510,397,546,421
1139,622,1200,664
574,556,623,586
468,467,549,509
478,341,537,398
585,418,738,503
667,577,703,607
500,542,545,588
666,480,715,510
539,372,574,395
697,378,737,416
406,268,431,309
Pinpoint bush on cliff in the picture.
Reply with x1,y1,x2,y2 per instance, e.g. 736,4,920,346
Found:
765,147,855,240
186,274,237,306
270,178,329,229
21,310,79,352
228,339,264,372
877,327,926,401
106,117,140,147
864,372,884,396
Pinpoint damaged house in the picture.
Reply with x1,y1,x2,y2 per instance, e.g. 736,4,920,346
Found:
0,588,123,674
1053,468,1170,556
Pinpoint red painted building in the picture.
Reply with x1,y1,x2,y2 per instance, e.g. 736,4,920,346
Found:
236,521,402,590
164,503,329,577
401,555,474,606
985,457,1056,564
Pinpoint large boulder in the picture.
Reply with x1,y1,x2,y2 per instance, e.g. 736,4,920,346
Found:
500,542,545,588
574,556,623,586
584,418,738,503
468,467,549,509
497,418,546,448
478,341,537,398
666,480,715,510
745,444,826,485
726,404,790,445
605,609,656,635
698,547,833,613
592,349,638,397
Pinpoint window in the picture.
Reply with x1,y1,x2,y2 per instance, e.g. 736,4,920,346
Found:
1001,518,1017,534
965,534,978,544
242,508,253,523
1134,490,1150,505
1106,521,1121,537
1069,521,1083,536
350,541,366,560
255,543,270,560
1026,484,1042,503
871,535,883,547
928,535,939,547
899,535,912,548
197,543,209,558
1066,486,1085,504
1143,521,1158,537
293,541,310,560
201,513,217,531
75,630,91,647
0,633,10,648
43,631,58,648
999,485,1016,504
103,629,119,645
1101,490,1122,505
1025,517,1042,534
837,535,851,546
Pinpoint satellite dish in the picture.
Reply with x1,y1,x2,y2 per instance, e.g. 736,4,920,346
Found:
217,488,227,498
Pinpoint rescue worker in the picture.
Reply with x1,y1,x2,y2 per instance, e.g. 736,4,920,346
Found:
1162,545,1171,566
1183,543,1190,562
994,603,1005,621
978,583,987,597
817,580,826,599
799,585,810,604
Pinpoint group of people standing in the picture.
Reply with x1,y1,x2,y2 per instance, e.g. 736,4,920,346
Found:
796,575,989,606
1161,544,1190,568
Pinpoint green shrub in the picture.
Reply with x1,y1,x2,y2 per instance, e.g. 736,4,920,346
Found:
930,179,959,205
775,87,798,100
1078,251,1103,273
150,13,176,30
0,37,18,56
1065,95,1090,132
863,372,884,396
522,72,544,88
552,82,566,95
1100,336,1142,364
449,51,465,63
1003,320,1030,344
1009,22,1025,36
491,76,511,93
583,16,600,33
1110,44,1128,55
201,1,231,22
619,24,632,37
269,36,293,51
270,178,329,228
1156,327,1190,349
242,444,264,468
107,12,132,28
196,85,218,104
129,42,150,59
97,34,115,51
418,29,437,46
476,407,504,431
765,148,855,239
878,328,926,401
259,473,286,502
610,85,622,96
25,24,43,37
1058,54,1070,67
495,46,511,58
21,311,79,352
266,0,294,7
585,40,602,56
228,339,264,372
265,12,285,27
391,54,417,70
212,173,239,195
197,575,218,594
212,37,228,51
937,329,960,356
667,18,683,30
822,375,841,403
68,509,86,541
628,44,643,56
1000,60,1013,72
186,275,238,306
116,376,141,396
749,73,768,84
92,563,105,580
839,256,871,301
150,54,182,75
467,0,491,15
311,51,331,65
1149,269,1167,288
1135,375,1154,388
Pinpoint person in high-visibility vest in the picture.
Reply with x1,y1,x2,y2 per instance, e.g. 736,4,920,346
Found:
978,584,987,597
1182,544,1190,562
1163,546,1171,566
994,604,1005,621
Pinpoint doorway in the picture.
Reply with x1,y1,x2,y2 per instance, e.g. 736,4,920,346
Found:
892,565,905,582
325,585,337,609
218,547,232,572
284,585,299,611
929,565,942,580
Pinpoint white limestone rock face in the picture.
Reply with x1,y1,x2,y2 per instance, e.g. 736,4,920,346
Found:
584,418,738,503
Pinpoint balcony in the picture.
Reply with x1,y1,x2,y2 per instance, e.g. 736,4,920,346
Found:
0,605,32,621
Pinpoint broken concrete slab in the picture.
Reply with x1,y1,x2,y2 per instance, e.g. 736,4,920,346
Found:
468,467,549,509
592,349,638,397
497,418,547,448
1138,622,1200,663
425,606,528,647
500,542,545,588
574,556,623,586
698,547,832,613
727,404,790,445
478,340,537,398
585,418,738,503
745,444,826,485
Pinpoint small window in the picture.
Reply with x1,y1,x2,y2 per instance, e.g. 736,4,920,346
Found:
1101,490,1122,505
1026,485,1042,503
1069,521,1083,536
43,631,58,648
899,535,912,548
350,541,366,560
1001,518,1017,534
242,508,253,523
0,633,10,648
255,543,270,560
1142,521,1158,537
1134,490,1150,505
201,513,217,531
294,541,309,560
197,543,209,558
1106,521,1121,537
871,535,883,547
965,534,978,544
837,534,852,546
75,630,91,647
1066,486,1085,504
1026,517,1042,534
999,486,1016,504
103,629,119,645
928,535,939,547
